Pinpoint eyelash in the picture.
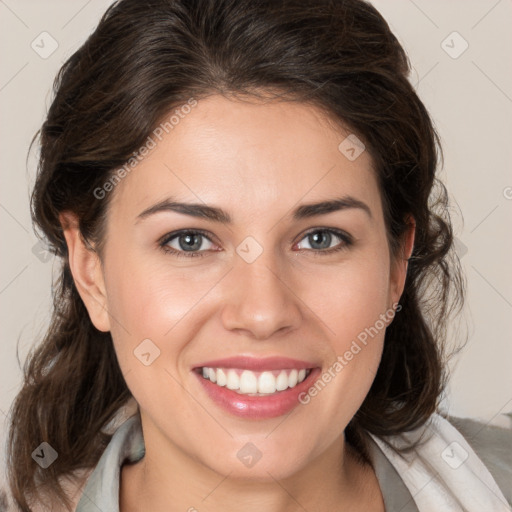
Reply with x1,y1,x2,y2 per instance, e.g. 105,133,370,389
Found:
158,228,353,259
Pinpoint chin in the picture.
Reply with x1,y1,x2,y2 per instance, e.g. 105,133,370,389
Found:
197,439,314,482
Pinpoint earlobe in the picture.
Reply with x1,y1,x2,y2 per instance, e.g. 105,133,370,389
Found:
389,215,416,306
59,212,111,332
403,215,416,262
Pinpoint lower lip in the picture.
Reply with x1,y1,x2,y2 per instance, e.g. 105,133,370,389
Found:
194,368,321,419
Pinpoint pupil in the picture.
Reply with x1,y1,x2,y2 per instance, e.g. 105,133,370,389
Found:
180,234,201,251
310,231,331,249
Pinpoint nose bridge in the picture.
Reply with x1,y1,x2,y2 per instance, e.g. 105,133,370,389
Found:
220,238,302,339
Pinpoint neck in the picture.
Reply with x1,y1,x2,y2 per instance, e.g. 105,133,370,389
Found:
120,421,384,512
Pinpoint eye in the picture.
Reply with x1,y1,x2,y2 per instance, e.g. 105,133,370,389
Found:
294,228,352,255
159,230,217,258
159,227,353,259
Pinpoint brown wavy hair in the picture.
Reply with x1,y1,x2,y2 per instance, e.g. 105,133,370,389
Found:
6,0,465,510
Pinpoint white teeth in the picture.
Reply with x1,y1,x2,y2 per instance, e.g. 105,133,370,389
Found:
216,368,227,387
240,370,258,394
288,369,298,388
258,371,276,394
276,371,289,391
200,367,311,395
226,369,239,390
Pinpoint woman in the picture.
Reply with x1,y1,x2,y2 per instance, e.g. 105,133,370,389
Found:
4,0,511,511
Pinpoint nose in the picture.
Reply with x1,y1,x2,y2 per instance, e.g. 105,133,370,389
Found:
220,251,303,340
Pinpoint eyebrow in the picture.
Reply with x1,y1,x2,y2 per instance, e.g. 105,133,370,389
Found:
136,195,372,224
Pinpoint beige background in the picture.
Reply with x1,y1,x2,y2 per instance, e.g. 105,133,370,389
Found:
1,0,511,481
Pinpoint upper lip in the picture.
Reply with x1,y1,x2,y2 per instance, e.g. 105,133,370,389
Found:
193,356,319,372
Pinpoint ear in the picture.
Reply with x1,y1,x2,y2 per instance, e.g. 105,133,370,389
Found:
388,215,416,307
59,212,111,332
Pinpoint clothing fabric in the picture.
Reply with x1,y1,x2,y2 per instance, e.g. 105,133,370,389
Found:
73,412,512,512
369,414,511,511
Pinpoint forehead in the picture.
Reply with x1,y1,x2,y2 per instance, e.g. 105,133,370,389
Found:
108,95,381,224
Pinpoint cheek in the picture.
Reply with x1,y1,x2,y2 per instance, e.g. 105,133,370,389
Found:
102,256,206,409
303,249,391,348
296,250,391,422
102,254,180,362
104,251,207,334
102,249,227,383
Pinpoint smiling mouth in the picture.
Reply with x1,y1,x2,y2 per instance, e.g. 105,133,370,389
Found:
196,367,313,396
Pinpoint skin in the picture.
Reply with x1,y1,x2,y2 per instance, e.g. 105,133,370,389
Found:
61,94,415,511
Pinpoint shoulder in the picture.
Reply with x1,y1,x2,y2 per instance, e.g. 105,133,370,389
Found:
1,401,140,511
447,412,512,505
0,468,93,511
367,411,512,510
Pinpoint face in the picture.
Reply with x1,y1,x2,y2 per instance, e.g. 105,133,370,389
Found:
69,94,411,481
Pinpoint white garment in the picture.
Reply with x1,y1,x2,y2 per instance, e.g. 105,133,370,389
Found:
370,413,511,512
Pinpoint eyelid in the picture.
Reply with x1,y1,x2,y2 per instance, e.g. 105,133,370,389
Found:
294,226,352,244
159,228,217,247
